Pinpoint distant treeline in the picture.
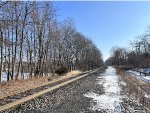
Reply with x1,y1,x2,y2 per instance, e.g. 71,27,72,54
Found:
106,27,150,69
0,1,103,82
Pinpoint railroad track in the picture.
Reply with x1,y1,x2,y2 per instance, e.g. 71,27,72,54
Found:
0,68,101,112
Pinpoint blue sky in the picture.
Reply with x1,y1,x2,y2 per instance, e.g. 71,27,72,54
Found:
53,1,150,61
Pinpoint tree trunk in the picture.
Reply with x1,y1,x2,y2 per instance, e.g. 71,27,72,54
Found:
0,26,4,83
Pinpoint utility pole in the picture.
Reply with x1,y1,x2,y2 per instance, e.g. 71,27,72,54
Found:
135,42,142,68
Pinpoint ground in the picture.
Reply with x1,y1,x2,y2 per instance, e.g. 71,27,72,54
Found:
3,66,150,113
0,70,81,100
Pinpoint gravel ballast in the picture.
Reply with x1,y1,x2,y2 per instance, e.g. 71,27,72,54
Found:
3,70,104,113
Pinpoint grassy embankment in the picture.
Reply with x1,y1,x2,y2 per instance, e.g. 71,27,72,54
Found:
0,70,82,100
114,65,150,109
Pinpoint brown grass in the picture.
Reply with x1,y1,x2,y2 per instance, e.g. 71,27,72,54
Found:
117,68,150,108
0,70,82,99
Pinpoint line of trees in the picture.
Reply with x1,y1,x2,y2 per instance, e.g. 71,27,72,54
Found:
0,1,103,82
106,27,150,68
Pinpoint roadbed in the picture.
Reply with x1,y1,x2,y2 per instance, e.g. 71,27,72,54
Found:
0,71,82,100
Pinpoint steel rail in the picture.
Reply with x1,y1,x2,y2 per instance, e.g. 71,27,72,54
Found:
0,69,99,112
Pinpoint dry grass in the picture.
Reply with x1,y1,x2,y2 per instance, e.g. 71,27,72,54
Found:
117,68,150,94
117,68,150,108
65,70,82,77
0,70,82,99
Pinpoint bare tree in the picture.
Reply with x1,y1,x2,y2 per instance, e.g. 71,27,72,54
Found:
0,1,103,82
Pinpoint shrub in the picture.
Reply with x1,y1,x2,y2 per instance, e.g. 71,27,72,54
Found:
55,66,69,75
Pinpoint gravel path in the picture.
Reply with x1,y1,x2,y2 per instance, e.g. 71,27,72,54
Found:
3,67,150,113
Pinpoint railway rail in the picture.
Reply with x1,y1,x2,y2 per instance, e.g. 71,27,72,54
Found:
0,68,102,112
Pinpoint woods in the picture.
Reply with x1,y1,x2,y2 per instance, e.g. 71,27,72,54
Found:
0,1,103,82
106,28,150,69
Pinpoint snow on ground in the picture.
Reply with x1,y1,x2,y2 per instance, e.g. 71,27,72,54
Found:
83,66,123,112
1,70,82,82
127,70,150,83
144,94,150,98
1,72,30,82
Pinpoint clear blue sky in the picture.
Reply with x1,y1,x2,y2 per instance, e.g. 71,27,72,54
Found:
53,1,150,61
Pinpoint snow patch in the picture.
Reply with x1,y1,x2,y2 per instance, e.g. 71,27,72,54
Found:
84,92,121,112
84,66,122,112
127,70,150,83
1,72,30,82
120,81,126,86
145,94,150,98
